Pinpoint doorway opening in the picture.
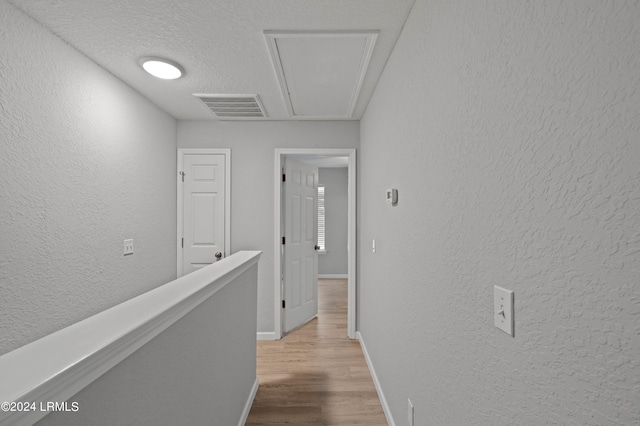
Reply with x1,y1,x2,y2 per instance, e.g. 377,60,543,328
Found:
273,148,357,339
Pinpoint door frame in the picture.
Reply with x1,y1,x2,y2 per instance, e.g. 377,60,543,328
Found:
274,148,357,339
177,148,231,277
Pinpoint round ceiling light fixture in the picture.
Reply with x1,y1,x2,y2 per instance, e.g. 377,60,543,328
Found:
140,57,184,80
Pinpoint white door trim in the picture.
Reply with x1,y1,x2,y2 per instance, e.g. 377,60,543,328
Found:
177,149,231,277
274,148,357,339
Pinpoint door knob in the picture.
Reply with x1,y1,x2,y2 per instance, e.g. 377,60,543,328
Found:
215,252,222,260
314,245,320,251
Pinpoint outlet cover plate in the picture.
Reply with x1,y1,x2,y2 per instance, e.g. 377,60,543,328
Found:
124,239,134,256
494,286,514,336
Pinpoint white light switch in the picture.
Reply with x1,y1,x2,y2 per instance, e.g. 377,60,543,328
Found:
124,239,134,256
494,286,514,336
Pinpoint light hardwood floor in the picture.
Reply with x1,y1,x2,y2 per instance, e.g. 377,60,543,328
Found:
246,279,387,425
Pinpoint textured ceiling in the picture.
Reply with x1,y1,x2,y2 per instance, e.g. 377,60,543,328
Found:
9,0,416,120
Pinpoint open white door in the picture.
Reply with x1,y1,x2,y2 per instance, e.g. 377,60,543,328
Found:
283,158,319,333
274,148,356,340
178,152,228,276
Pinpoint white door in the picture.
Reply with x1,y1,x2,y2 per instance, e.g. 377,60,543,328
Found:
180,153,226,275
283,158,319,333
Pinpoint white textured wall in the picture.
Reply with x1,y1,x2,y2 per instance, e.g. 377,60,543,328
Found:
177,121,359,334
359,0,640,424
0,1,177,354
318,168,348,276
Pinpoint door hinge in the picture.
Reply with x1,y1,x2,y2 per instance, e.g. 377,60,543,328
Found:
282,173,286,182
282,300,285,309
282,236,285,245
181,238,184,248
179,171,185,182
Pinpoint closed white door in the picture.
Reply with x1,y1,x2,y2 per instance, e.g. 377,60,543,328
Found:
180,153,226,275
283,158,319,333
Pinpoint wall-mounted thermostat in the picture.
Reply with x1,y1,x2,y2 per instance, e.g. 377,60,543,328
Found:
386,188,398,205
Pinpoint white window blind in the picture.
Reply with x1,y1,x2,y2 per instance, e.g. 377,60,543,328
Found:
317,185,326,253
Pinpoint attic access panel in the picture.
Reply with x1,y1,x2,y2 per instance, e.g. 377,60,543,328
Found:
264,31,378,119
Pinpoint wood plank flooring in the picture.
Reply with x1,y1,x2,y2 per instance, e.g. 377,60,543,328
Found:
246,279,387,425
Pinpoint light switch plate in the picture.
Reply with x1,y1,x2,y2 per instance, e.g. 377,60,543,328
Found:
494,286,514,336
124,239,134,256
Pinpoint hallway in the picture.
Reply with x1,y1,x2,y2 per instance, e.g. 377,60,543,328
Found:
246,279,387,425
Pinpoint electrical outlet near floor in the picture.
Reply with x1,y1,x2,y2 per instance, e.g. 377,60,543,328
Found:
408,398,414,426
124,239,134,256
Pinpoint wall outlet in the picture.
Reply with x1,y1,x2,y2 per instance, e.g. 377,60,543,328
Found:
408,398,414,426
124,239,134,256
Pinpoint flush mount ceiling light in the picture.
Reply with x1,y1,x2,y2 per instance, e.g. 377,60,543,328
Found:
140,57,184,80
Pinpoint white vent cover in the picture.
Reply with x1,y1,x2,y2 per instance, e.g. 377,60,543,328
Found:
193,94,267,119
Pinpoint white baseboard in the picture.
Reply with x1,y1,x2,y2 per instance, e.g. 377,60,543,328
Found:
238,377,259,426
257,331,278,340
318,274,348,279
357,331,396,426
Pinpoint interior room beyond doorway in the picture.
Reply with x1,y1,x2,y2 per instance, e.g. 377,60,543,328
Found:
274,148,357,340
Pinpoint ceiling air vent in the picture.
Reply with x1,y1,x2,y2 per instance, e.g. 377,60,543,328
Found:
194,94,267,119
